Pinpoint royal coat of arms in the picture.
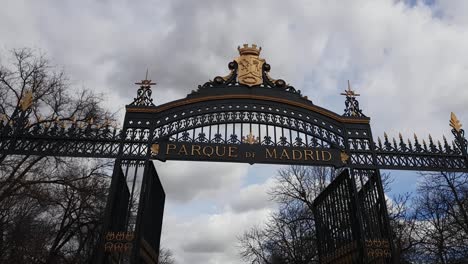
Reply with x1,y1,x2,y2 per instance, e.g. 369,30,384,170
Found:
235,44,265,87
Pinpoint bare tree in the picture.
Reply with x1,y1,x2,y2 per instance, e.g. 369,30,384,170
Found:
411,172,468,263
0,48,115,263
159,247,176,264
239,166,334,264
0,48,115,203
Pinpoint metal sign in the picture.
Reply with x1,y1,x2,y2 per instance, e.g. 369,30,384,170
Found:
152,141,347,167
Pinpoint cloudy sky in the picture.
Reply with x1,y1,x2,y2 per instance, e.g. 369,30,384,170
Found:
2,0,468,263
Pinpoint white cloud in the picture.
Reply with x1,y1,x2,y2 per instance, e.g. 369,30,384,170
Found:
156,160,249,203
162,207,273,264
229,177,277,213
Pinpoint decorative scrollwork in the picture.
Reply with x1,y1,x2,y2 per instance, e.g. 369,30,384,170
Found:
196,45,304,98
129,74,156,107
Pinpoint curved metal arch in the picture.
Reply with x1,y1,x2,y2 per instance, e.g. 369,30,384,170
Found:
165,122,337,149
128,96,361,149
153,112,345,149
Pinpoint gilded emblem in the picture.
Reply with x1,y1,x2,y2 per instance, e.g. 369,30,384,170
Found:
235,44,265,87
340,151,349,164
242,132,259,144
151,144,160,155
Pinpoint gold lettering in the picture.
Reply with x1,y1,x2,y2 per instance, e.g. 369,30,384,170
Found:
321,151,332,161
203,146,214,157
265,148,277,159
315,150,320,160
178,145,188,155
191,145,201,156
292,149,302,160
280,149,290,160
304,149,314,160
166,144,177,155
215,146,226,156
246,152,252,158
228,146,238,158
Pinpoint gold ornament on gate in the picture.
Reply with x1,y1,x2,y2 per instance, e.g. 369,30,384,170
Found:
340,151,349,164
450,112,462,132
235,44,265,87
242,132,259,144
151,144,160,155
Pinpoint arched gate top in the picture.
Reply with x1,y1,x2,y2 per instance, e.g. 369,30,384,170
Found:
127,44,369,126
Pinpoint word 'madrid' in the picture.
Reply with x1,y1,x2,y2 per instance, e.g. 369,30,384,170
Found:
151,142,348,167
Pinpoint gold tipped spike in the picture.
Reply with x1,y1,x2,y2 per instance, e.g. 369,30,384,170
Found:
341,80,360,97
450,112,462,132
384,132,388,139
19,90,33,111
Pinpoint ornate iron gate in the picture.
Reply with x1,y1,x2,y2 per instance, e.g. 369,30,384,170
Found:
1,44,467,263
312,169,392,263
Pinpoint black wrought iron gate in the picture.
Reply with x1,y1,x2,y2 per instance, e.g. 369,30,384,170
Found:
1,44,467,263
313,169,392,263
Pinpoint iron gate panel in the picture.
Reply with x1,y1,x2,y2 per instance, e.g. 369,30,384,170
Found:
131,161,166,264
312,169,363,263
312,169,394,263
95,160,131,263
357,170,393,262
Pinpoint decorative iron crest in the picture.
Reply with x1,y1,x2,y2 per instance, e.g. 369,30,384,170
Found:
129,71,156,107
341,81,366,117
197,44,304,97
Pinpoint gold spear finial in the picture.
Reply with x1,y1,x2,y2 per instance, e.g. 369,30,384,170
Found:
341,80,360,97
19,90,33,111
135,69,156,88
450,112,462,132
